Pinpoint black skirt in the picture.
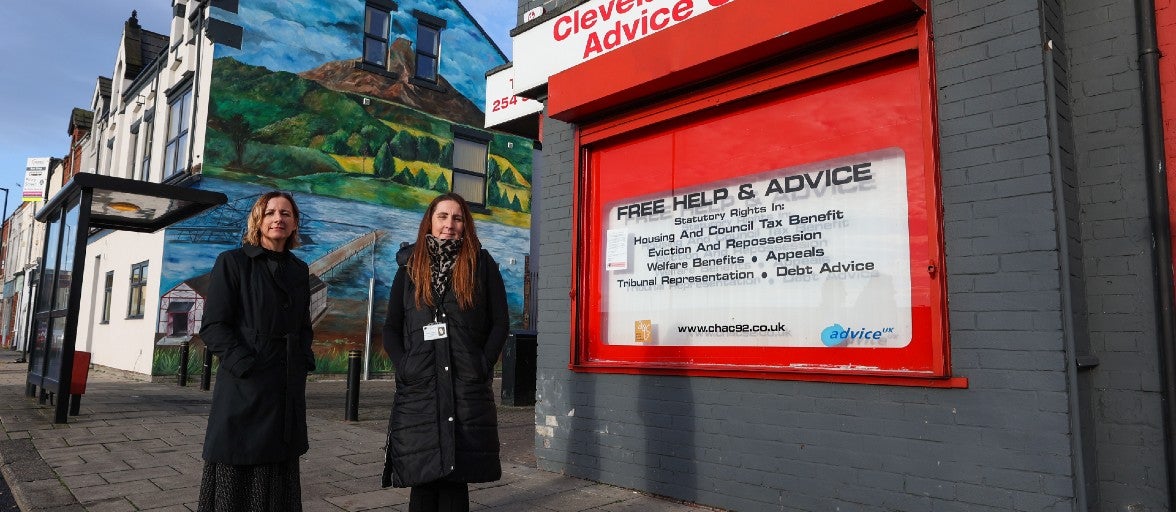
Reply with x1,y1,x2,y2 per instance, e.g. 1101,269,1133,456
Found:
197,459,302,512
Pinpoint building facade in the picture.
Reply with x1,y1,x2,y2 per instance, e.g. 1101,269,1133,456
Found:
50,0,533,376
493,0,1176,509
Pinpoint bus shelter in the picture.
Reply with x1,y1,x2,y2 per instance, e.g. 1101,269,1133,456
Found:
26,173,226,423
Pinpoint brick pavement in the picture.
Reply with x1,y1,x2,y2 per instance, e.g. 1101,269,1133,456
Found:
0,349,720,511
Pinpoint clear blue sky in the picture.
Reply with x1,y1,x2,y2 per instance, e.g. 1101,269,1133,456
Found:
0,0,516,222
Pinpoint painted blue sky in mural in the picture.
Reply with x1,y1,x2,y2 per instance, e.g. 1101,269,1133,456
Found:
211,0,508,106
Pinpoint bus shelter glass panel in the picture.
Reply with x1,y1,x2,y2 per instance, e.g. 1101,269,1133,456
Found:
30,318,49,376
29,198,79,385
29,213,61,378
46,203,79,379
35,214,61,313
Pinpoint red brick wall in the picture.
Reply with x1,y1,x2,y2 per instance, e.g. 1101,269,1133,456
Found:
1160,0,1176,255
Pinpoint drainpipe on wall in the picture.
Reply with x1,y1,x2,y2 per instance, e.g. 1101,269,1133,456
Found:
1135,0,1176,507
1044,39,1092,510
183,4,206,180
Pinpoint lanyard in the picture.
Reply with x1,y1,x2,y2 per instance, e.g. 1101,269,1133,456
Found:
432,279,449,323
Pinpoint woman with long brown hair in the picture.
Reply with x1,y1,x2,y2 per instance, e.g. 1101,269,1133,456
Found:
381,192,509,511
198,191,316,511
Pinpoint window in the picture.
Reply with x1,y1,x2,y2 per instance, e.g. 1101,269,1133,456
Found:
163,88,192,179
363,3,391,68
101,271,113,324
171,312,189,335
415,24,440,81
128,121,141,181
140,117,154,181
104,137,115,175
568,17,950,383
168,302,193,335
413,11,446,82
451,131,488,205
127,261,148,319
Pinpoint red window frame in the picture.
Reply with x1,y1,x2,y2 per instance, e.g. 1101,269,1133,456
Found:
568,18,962,387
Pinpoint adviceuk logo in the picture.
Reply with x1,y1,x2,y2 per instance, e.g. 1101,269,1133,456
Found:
820,324,896,347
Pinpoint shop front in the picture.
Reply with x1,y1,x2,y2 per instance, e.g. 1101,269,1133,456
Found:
493,0,1173,509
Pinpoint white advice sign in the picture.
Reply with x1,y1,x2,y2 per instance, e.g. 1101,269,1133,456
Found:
602,148,913,348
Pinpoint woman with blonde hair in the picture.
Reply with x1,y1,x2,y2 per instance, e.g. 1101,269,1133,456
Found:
199,191,316,511
381,192,509,511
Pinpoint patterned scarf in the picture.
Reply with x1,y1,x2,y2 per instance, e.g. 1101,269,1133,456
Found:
425,234,462,304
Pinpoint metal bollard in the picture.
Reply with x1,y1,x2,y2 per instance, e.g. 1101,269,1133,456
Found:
200,347,212,391
178,341,190,387
345,349,361,421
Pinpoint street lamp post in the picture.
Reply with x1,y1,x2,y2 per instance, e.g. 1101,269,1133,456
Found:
0,187,8,352
0,187,8,268
0,186,8,258
0,186,8,225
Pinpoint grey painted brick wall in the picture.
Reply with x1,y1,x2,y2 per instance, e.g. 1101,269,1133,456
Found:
528,0,1167,509
1065,0,1168,509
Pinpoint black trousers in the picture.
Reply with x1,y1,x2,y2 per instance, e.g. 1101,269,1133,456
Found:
409,481,469,512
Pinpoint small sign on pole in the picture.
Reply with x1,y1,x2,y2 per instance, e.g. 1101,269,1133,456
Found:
23,157,49,202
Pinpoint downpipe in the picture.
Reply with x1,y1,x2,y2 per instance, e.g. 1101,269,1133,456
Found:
1135,0,1176,506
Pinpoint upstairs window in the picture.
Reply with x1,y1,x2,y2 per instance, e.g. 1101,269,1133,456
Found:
140,116,154,181
128,120,141,180
413,10,446,82
451,127,489,205
163,87,192,179
363,0,397,69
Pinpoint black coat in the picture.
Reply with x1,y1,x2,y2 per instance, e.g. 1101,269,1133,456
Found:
381,245,509,488
200,244,315,465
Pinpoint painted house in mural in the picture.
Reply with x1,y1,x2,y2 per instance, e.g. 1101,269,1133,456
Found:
73,0,533,377
157,272,327,343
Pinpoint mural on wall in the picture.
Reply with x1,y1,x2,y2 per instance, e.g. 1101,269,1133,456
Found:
154,0,533,375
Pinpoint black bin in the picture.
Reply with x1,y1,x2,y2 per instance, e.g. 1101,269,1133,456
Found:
501,331,536,406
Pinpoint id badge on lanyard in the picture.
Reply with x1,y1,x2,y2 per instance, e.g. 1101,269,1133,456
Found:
423,321,448,341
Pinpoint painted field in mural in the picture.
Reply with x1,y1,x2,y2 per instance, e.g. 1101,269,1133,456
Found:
154,0,531,374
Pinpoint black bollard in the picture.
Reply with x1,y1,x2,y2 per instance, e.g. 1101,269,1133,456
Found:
200,347,212,391
345,349,361,421
178,341,190,387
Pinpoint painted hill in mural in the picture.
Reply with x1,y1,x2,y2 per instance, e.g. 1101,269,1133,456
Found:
205,56,533,216
299,38,485,128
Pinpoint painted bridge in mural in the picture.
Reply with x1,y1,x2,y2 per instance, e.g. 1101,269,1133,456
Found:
157,219,384,345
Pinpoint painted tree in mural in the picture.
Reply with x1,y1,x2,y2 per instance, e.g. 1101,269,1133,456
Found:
360,125,382,174
220,114,254,167
433,173,449,192
323,130,351,154
374,142,393,178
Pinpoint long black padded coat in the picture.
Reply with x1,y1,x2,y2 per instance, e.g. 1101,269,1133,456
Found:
381,245,509,488
200,244,316,465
